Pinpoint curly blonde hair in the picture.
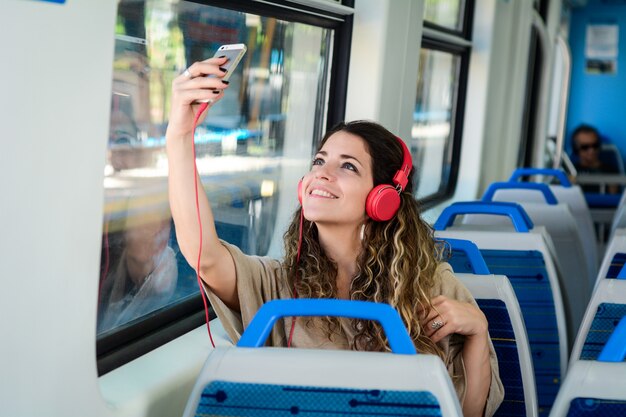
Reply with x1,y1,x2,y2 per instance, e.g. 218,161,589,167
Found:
282,121,446,359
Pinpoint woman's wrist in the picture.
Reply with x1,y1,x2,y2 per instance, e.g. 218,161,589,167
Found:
166,127,195,151
465,320,489,343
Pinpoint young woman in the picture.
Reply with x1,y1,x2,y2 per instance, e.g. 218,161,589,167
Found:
166,57,504,417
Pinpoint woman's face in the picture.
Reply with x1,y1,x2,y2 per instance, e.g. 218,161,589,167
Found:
301,131,374,226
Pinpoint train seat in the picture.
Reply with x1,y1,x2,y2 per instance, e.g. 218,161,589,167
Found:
182,299,463,417
569,277,626,363
440,237,538,417
594,227,626,286
434,202,567,417
459,274,538,417
600,143,626,175
608,191,626,240
481,182,592,344
507,168,598,273
549,318,626,417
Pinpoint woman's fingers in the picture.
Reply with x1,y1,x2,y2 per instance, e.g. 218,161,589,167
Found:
421,296,488,343
175,88,224,106
420,306,444,338
181,57,229,79
173,63,230,106
167,59,230,138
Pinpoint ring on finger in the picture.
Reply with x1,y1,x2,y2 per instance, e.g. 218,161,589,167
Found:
431,319,444,330
183,68,192,78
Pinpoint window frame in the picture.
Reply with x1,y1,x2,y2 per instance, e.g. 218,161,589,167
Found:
519,0,549,168
422,0,472,39
97,0,354,376
417,0,474,209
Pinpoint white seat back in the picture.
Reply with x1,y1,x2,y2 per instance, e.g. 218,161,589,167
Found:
482,185,593,342
595,228,626,287
549,360,626,417
436,227,567,417
488,187,593,286
183,348,463,417
521,203,592,336
457,273,538,417
569,278,626,364
550,185,598,271
506,168,598,272
609,190,626,238
550,316,626,417
183,299,463,417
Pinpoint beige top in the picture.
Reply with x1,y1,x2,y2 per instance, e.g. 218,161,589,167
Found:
206,241,505,417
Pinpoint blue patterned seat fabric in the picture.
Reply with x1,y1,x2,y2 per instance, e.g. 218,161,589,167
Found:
566,397,626,416
195,381,442,416
475,299,525,417
450,249,560,417
606,253,626,278
580,303,626,361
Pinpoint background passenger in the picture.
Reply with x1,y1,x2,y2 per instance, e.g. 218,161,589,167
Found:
166,57,504,417
571,124,620,194
98,218,178,333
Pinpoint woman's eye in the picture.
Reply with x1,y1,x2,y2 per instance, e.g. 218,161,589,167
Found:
342,162,357,172
312,157,324,166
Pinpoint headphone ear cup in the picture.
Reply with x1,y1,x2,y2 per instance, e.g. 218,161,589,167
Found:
366,185,401,221
297,179,303,204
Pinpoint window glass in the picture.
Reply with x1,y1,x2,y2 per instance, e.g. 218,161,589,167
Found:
423,0,465,32
412,48,460,199
98,0,332,335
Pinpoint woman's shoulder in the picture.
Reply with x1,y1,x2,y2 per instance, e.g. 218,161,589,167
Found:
432,261,474,303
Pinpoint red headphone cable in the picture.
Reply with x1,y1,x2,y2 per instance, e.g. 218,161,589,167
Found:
190,102,215,348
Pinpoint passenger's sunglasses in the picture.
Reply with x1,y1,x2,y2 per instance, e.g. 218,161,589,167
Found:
578,143,600,151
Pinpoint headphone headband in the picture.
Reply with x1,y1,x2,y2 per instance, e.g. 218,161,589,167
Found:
393,137,412,191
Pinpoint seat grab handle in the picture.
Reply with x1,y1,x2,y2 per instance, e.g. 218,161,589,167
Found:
433,201,534,232
237,299,416,354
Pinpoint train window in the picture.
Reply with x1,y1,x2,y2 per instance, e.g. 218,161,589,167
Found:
415,2,473,204
97,0,352,374
423,0,466,33
413,48,461,199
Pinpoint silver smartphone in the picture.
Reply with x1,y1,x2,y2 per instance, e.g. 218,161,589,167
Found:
196,43,247,103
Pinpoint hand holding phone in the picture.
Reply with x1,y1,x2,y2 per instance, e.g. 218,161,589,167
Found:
196,43,247,103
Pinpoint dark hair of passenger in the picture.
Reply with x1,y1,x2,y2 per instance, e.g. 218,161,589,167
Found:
281,120,446,360
571,124,601,155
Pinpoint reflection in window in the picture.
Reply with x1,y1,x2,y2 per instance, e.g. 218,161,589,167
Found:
98,1,332,335
423,0,464,32
412,48,460,199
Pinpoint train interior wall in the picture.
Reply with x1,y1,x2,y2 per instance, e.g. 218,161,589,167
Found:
566,0,626,163
3,1,611,417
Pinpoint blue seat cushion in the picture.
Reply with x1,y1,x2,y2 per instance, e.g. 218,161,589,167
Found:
605,253,626,279
195,380,442,416
580,303,626,360
567,397,626,416
476,299,525,417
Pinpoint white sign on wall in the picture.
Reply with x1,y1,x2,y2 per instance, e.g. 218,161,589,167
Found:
586,23,619,74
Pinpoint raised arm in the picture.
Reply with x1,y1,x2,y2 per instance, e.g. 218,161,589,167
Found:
166,57,239,310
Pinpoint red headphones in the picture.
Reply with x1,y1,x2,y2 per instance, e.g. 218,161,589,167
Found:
298,136,412,222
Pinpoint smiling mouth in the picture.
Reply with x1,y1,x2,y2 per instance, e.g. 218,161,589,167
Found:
310,189,337,198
